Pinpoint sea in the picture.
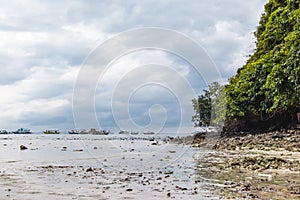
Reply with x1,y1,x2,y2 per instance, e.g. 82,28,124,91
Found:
0,133,220,199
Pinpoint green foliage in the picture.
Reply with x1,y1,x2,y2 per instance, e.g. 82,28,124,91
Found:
192,90,211,127
224,0,300,131
211,85,227,126
192,82,223,127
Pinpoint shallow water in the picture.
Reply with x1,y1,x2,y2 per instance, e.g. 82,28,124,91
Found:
0,134,219,199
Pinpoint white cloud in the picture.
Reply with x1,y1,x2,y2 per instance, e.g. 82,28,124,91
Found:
197,20,256,72
0,66,77,131
91,50,200,131
0,0,268,131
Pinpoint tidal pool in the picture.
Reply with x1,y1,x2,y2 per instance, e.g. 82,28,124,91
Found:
0,134,220,200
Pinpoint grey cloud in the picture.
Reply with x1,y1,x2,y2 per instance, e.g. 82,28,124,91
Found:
0,0,268,131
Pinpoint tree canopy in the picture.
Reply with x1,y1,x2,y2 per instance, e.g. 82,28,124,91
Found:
193,0,300,132
225,0,300,131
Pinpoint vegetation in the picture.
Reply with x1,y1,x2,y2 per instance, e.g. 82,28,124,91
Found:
192,82,221,127
192,82,227,127
193,0,300,132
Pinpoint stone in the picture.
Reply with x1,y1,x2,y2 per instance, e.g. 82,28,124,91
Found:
20,145,28,150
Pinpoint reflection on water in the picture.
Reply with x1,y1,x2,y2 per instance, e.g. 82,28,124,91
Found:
0,134,220,199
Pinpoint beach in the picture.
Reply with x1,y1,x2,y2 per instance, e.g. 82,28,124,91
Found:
1,130,299,200
0,134,219,200
173,128,300,199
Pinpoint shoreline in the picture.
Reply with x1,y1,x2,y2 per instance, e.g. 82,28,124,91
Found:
1,128,299,199
171,126,300,199
0,134,217,199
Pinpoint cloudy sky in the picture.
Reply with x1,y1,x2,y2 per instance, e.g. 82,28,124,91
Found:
0,0,268,132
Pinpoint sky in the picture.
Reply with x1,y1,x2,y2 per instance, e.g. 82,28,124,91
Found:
0,0,268,132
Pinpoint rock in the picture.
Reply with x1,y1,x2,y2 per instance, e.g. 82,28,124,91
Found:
20,145,28,150
167,192,171,197
175,185,188,190
73,149,83,152
226,156,300,171
86,167,93,172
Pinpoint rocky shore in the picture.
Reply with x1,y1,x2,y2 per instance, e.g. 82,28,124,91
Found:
172,126,300,199
1,131,299,199
213,128,300,152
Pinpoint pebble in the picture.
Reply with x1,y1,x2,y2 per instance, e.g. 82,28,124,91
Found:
20,145,28,150
86,167,93,172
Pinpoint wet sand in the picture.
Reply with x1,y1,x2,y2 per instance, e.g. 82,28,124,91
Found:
0,134,219,200
3,131,299,199
173,129,300,199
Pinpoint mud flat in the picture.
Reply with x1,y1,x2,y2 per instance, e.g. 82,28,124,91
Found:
2,130,299,199
0,134,220,200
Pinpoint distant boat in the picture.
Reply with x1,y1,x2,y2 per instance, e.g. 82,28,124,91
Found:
143,131,155,135
68,129,89,134
44,130,60,134
119,130,129,134
89,128,110,135
0,130,8,134
118,130,139,135
13,128,31,134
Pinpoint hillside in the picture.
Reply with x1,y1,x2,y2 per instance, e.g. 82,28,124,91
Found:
224,0,300,132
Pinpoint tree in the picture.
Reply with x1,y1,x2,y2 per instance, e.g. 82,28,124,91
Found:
192,90,211,127
224,0,300,131
192,82,222,127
